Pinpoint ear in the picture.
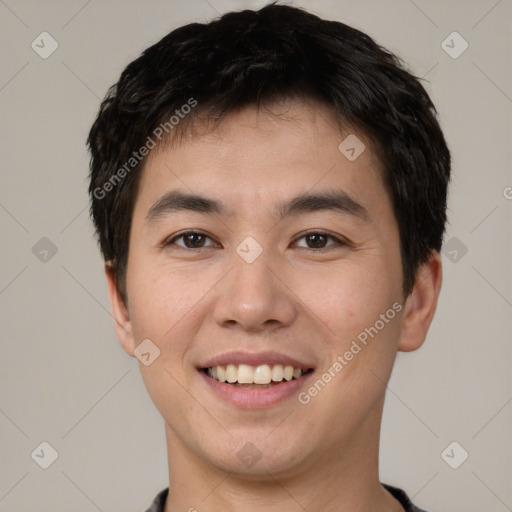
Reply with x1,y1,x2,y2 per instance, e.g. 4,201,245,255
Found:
397,251,443,352
104,263,135,357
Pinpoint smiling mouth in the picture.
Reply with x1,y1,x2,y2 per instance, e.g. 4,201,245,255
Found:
201,364,314,388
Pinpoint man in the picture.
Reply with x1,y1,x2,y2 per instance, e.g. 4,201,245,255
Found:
87,3,450,511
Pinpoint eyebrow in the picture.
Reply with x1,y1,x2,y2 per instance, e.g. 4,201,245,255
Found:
145,189,368,224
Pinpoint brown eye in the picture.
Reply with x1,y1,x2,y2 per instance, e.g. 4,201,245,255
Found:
183,233,206,248
294,231,343,250
305,233,328,248
165,231,216,249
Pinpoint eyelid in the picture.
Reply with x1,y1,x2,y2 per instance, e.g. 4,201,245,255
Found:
292,230,349,249
163,230,219,248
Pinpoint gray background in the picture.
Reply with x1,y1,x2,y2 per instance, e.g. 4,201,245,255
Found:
0,0,511,510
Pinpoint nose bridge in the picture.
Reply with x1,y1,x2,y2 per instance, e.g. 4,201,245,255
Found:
212,240,296,331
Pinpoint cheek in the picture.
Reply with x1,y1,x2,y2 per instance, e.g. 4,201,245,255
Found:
290,259,397,342
127,270,206,408
125,262,227,380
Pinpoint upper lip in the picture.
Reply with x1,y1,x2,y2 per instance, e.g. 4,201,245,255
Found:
198,350,315,370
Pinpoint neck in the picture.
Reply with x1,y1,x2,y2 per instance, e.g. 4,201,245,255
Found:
163,400,403,512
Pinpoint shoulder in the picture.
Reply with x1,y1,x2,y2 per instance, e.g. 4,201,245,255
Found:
143,487,169,512
383,483,431,512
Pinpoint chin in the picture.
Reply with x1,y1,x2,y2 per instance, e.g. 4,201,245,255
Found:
199,431,315,479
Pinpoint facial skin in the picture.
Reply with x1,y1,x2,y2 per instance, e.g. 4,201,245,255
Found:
106,99,442,512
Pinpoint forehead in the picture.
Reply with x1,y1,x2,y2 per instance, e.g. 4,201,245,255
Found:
134,98,388,218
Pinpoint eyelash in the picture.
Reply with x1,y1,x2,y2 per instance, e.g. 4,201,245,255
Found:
163,230,348,251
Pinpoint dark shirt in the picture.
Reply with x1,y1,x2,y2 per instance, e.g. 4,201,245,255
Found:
144,484,429,511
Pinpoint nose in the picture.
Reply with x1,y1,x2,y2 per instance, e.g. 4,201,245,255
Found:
212,249,297,334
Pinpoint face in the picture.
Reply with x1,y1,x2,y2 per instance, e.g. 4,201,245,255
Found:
109,99,436,479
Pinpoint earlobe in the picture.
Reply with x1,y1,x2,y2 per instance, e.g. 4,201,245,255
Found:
397,251,443,353
104,263,136,357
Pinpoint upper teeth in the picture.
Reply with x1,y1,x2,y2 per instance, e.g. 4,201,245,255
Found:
206,364,306,384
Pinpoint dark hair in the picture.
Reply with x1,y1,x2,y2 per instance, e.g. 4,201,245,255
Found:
87,2,450,303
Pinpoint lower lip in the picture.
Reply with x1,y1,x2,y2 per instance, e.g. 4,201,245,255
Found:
199,370,314,409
